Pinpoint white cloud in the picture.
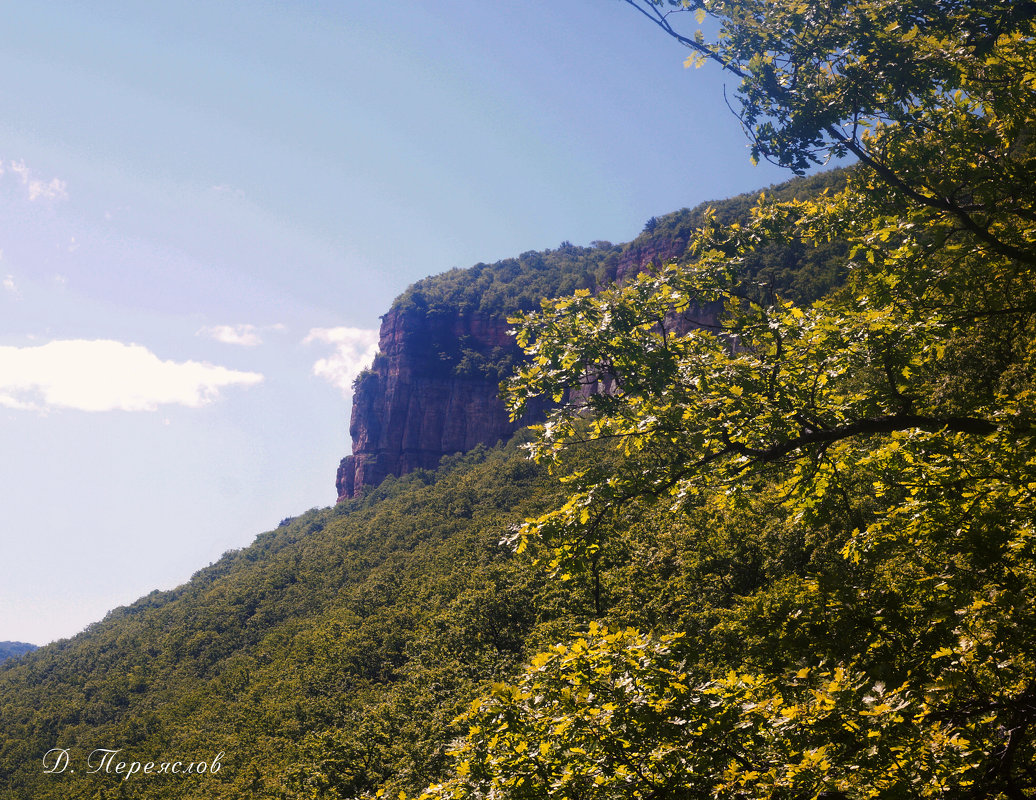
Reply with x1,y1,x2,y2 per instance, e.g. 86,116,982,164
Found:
0,340,263,412
304,327,380,394
6,160,69,203
2,274,16,294
29,176,69,202
198,324,263,347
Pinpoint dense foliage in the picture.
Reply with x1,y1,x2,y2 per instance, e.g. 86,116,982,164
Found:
0,443,569,799
394,168,848,318
392,244,615,318
413,2,1036,798
382,170,847,381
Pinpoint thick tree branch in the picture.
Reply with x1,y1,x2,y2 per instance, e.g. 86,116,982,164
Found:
726,413,999,464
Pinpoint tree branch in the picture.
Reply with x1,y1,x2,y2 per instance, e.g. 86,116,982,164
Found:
618,0,746,79
725,413,999,465
825,126,1036,267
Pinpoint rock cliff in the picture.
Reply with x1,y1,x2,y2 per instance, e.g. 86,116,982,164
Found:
336,304,537,500
335,236,710,501
336,170,849,500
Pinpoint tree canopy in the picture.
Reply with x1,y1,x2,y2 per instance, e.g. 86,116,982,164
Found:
422,1,1036,798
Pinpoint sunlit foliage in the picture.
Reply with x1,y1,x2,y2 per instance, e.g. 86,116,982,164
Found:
427,1,1036,797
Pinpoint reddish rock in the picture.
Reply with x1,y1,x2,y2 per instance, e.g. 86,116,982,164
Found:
615,234,687,284
336,305,536,500
336,227,718,502
335,176,846,500
336,295,724,501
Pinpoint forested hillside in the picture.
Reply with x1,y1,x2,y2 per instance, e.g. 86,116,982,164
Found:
0,442,560,798
0,167,846,799
3,0,1035,798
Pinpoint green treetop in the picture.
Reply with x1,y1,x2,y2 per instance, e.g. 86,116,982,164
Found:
417,2,1036,797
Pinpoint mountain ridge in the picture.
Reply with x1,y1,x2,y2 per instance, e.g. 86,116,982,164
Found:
336,167,847,499
0,642,36,664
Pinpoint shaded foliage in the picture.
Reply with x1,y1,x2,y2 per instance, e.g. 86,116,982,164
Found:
0,442,574,800
0,643,36,664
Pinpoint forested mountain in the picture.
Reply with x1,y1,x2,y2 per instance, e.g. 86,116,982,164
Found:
0,168,844,800
3,0,1036,797
338,168,848,500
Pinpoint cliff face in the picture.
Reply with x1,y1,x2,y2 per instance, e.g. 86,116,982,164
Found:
336,305,536,500
336,170,848,500
335,285,722,502
614,233,686,285
336,228,699,501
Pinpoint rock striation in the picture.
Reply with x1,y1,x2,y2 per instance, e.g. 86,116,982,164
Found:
335,255,714,501
336,304,536,500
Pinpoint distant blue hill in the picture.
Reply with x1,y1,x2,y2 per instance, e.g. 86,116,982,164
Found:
0,641,37,663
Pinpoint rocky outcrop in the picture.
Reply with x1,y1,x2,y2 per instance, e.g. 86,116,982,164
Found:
335,222,707,501
336,304,539,500
335,171,848,500
335,290,724,501
614,233,687,285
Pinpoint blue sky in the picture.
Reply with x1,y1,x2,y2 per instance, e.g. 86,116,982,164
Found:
0,0,796,645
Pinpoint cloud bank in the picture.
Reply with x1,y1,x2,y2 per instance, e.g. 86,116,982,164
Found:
304,327,379,395
0,340,263,412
